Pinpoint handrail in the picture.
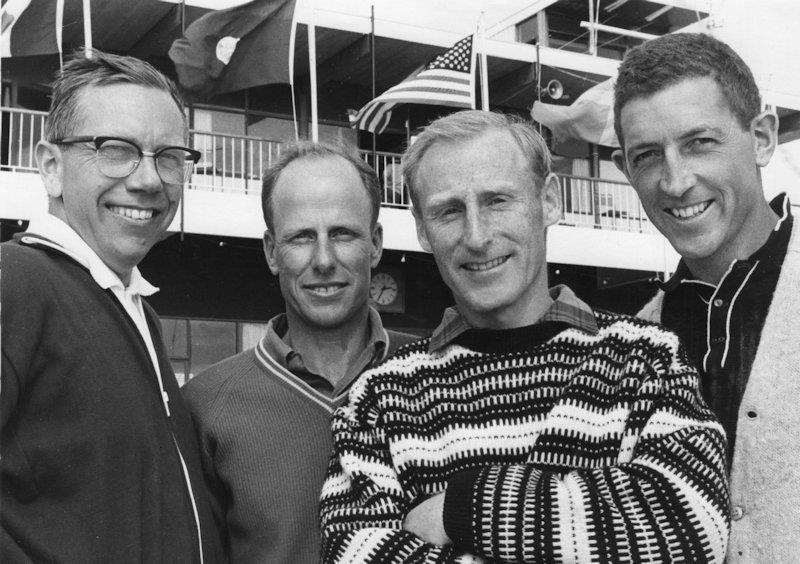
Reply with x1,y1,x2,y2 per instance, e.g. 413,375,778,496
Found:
1,105,653,233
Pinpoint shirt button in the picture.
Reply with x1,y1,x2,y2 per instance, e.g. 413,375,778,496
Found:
731,506,744,520
713,298,725,307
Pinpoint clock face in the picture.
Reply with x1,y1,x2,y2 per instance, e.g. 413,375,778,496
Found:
370,272,398,306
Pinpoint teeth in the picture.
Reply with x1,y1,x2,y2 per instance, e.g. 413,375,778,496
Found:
110,206,154,220
463,256,508,272
309,285,342,295
669,201,709,219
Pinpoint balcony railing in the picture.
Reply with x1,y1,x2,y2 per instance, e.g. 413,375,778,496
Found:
2,105,651,232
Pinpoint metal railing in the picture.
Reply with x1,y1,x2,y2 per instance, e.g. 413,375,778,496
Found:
1,106,46,173
1,106,650,232
559,174,653,233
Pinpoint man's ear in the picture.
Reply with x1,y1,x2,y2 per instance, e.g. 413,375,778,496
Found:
611,149,630,179
370,221,384,268
263,229,280,275
412,209,432,253
541,172,563,228
751,110,778,168
36,140,64,199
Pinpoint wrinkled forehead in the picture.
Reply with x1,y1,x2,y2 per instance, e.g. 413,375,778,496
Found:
72,83,188,139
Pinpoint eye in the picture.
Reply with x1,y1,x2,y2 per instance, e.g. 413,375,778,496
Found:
97,140,138,163
290,232,314,243
488,195,508,206
331,228,356,241
632,149,659,166
688,137,715,149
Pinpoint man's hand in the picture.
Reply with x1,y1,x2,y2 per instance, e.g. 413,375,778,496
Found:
402,491,452,545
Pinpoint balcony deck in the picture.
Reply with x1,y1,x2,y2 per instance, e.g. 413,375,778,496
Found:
1,106,679,273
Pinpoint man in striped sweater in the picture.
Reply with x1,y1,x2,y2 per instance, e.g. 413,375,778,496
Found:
320,111,730,563
182,142,416,563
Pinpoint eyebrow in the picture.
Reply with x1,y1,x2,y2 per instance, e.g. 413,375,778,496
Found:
627,125,723,154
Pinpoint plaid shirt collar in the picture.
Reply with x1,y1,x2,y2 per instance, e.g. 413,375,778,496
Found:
428,284,598,352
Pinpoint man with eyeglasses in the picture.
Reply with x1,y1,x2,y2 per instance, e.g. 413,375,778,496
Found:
1,51,222,562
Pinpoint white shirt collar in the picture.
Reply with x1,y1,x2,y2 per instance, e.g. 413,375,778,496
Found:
25,213,158,297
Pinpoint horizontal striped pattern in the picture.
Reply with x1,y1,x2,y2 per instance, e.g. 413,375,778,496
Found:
352,35,475,134
320,311,730,563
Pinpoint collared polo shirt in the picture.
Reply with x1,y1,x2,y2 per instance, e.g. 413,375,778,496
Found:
429,284,600,353
259,307,391,398
659,194,793,463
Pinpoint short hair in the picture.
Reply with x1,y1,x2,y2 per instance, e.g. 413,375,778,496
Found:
45,49,188,142
261,141,381,232
614,33,761,145
402,110,551,211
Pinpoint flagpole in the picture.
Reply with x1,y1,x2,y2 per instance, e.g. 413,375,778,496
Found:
307,0,318,142
478,13,489,111
56,0,64,68
82,0,92,57
370,4,377,165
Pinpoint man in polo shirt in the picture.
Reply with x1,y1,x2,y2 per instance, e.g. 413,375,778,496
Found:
1,51,221,562
319,110,730,562
612,33,800,561
181,142,416,563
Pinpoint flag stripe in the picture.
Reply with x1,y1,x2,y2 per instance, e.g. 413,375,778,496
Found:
354,35,476,133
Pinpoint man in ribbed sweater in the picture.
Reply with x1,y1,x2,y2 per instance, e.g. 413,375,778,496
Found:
182,142,417,563
611,33,800,562
319,110,730,563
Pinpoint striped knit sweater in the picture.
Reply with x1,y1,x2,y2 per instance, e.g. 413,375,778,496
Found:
320,311,730,563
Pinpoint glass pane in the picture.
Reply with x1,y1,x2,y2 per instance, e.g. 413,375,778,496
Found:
161,318,188,357
239,322,268,351
172,360,190,387
189,320,237,379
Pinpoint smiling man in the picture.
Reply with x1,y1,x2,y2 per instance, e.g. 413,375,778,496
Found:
181,142,415,563
1,52,222,562
612,33,800,561
319,110,730,563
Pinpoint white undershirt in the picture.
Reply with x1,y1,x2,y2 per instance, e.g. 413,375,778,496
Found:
25,213,170,415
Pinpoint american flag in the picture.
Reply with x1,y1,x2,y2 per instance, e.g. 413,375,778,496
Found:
351,35,476,134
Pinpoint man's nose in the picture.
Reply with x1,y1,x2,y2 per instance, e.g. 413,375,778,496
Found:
463,207,490,251
659,150,696,198
311,238,336,272
126,155,163,193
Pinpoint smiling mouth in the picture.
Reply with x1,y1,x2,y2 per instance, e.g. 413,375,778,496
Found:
462,255,510,272
306,284,346,296
667,200,711,220
108,205,156,221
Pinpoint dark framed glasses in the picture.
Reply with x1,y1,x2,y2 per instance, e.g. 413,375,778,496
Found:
53,136,201,184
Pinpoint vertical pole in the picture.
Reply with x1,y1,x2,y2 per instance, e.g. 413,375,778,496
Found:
590,143,601,228
308,5,319,143
82,0,92,57
371,4,377,165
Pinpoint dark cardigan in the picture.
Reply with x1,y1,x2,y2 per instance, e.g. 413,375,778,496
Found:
1,236,223,563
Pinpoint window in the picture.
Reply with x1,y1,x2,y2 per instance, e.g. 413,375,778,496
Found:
161,317,268,386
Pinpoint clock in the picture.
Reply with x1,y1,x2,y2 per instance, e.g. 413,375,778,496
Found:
370,272,398,306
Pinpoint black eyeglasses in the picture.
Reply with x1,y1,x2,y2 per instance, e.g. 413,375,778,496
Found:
53,136,201,184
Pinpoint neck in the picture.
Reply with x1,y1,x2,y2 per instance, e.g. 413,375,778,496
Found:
686,202,779,284
284,307,372,385
459,280,554,330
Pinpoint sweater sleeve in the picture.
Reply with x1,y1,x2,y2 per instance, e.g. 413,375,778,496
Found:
441,350,730,563
319,384,482,564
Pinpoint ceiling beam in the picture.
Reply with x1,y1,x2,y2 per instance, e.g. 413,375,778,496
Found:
485,0,562,36
301,6,619,79
314,34,371,84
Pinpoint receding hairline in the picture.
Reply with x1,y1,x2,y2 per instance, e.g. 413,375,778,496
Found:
409,126,544,196
269,153,376,222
